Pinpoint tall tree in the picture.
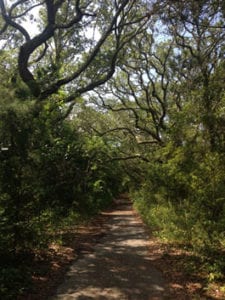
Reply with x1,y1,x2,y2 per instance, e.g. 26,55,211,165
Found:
154,0,225,150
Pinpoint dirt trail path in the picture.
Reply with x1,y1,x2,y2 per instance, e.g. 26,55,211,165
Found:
51,198,170,299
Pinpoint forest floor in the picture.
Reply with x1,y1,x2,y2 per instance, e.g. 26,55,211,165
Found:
19,195,225,300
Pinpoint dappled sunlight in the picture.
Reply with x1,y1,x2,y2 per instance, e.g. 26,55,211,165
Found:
52,201,168,299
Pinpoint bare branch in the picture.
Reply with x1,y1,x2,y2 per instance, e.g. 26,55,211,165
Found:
40,0,131,98
10,1,44,19
0,0,30,41
33,42,48,63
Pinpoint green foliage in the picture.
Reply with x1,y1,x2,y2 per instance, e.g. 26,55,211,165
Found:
0,96,125,296
133,144,225,245
132,140,225,285
1,0,225,295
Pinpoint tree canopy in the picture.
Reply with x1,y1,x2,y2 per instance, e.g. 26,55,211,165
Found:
0,0,150,101
1,0,225,298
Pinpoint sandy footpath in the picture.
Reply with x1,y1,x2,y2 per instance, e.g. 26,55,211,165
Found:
50,198,170,300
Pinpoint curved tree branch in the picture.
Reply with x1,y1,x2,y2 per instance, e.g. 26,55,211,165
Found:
0,0,30,41
2,0,150,101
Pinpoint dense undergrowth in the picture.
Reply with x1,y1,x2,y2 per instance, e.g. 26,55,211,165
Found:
131,144,225,293
0,100,123,299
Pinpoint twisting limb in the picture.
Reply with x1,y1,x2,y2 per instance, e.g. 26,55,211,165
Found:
1,0,150,102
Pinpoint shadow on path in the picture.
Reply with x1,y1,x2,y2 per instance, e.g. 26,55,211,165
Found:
51,199,170,299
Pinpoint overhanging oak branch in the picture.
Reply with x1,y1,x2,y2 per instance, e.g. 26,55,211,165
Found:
1,0,150,101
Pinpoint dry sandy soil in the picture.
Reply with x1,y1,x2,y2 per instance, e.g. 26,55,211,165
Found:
51,197,169,299
20,196,225,300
